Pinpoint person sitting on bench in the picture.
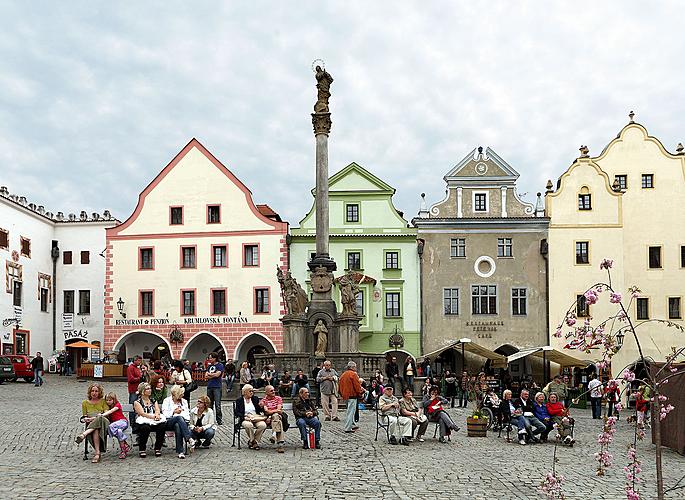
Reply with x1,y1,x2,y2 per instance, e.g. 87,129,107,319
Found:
293,387,321,449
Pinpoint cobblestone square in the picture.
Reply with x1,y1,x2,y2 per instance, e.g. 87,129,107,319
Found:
0,376,683,499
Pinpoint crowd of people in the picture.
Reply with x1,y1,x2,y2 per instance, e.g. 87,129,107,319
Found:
77,353,639,461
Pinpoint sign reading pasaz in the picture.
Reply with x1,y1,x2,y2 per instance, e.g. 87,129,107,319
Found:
114,316,248,326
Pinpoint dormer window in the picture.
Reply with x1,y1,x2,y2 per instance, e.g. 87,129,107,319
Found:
578,187,592,210
473,192,488,213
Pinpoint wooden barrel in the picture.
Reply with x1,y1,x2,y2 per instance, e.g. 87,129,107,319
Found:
466,416,488,437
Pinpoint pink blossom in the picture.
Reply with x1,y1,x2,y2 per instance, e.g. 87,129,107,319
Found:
621,370,636,382
584,289,599,305
614,403,622,412
600,258,614,270
610,292,622,303
553,327,563,338
565,316,576,327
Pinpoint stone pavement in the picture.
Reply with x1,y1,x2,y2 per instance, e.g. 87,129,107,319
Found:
0,376,683,499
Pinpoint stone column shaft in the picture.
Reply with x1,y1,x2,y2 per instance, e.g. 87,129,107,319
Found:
315,132,329,257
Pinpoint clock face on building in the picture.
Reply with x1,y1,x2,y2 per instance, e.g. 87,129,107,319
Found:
475,162,487,175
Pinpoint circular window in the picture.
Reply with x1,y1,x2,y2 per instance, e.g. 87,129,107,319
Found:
474,255,496,278
475,162,488,175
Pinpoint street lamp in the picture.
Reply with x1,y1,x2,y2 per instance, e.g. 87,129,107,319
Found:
116,297,126,318
615,331,625,350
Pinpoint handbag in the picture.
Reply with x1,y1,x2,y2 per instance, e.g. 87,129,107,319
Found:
184,370,198,392
135,414,167,426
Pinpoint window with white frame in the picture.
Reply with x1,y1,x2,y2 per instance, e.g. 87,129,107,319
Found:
512,288,527,316
473,192,488,212
450,238,465,258
497,238,512,257
443,288,459,315
385,292,401,317
472,285,497,315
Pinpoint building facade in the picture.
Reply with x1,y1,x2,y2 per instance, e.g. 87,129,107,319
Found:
414,147,549,375
104,139,288,365
0,186,116,368
289,162,420,356
546,118,685,375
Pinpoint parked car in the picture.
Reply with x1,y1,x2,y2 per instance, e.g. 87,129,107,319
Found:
0,356,16,383
10,355,34,382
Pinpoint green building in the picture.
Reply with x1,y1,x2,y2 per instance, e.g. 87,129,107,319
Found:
289,162,421,357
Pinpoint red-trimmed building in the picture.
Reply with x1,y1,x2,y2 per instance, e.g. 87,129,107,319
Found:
104,139,287,365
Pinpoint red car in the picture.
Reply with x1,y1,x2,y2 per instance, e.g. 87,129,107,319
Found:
9,355,34,382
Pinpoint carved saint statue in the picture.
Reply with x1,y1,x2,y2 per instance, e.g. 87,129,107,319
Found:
314,65,334,113
277,267,309,316
314,319,328,357
338,271,360,316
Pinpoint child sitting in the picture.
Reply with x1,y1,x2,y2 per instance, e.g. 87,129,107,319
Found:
103,392,130,459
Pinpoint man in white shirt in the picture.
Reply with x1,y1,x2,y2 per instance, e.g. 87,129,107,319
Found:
588,373,603,419
378,386,413,445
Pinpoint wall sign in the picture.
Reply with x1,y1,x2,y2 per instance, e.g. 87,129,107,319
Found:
62,313,74,331
64,329,89,339
115,316,248,327
465,320,504,332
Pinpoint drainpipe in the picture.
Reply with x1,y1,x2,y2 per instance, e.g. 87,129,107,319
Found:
51,243,60,352
417,238,425,355
540,238,550,384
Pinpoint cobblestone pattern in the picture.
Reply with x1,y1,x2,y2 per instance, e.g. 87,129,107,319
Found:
0,376,683,499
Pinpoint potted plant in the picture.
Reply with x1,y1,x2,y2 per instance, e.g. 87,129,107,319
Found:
466,408,489,437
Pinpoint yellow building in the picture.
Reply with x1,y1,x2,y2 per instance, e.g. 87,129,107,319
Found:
546,116,685,377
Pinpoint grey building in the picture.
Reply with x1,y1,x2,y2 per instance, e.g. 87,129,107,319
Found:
413,147,549,379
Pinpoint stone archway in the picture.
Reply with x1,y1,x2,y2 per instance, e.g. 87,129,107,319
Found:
180,331,226,362
233,332,277,366
112,330,173,363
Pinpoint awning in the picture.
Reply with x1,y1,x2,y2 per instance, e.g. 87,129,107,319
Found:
66,341,100,349
532,347,590,367
507,347,542,363
418,338,508,368
505,345,590,367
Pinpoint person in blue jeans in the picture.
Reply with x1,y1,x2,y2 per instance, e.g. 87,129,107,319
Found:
293,387,321,449
31,352,44,387
205,352,224,425
291,369,310,397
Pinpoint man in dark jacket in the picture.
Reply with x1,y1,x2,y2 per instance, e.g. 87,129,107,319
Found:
512,389,546,444
385,357,400,393
30,352,44,387
235,384,266,449
293,387,321,449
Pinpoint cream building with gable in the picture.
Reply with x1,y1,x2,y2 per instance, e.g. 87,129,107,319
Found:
546,117,685,376
104,139,288,364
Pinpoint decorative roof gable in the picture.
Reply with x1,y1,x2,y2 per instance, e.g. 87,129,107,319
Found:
444,147,520,186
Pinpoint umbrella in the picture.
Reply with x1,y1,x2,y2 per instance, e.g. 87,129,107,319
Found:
66,341,100,349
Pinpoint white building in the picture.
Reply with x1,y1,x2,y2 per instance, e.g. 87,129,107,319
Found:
0,186,117,370
104,139,288,365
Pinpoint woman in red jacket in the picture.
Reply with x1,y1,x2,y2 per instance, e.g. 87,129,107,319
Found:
423,386,460,443
546,393,574,445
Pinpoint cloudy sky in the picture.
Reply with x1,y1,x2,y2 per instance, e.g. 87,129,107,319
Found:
1,1,683,225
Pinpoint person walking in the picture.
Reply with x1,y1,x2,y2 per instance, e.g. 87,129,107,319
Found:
339,361,363,433
316,360,339,421
31,352,44,387
588,373,603,419
205,352,224,425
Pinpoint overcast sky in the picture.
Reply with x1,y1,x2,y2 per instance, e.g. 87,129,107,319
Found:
1,1,683,225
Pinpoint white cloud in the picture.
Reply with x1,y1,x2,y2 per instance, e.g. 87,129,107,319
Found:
0,0,683,225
